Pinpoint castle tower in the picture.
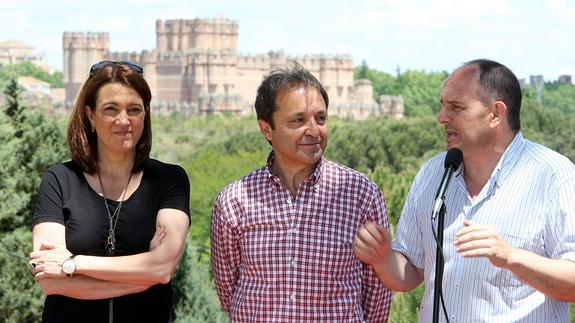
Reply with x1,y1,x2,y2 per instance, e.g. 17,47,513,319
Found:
379,95,404,119
153,18,239,113
63,32,109,107
156,18,238,53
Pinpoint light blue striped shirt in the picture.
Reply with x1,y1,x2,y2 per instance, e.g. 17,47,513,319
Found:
393,132,575,322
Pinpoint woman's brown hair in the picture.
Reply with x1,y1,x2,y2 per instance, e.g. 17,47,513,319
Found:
67,62,152,174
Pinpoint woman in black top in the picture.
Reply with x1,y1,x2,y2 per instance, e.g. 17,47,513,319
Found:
29,61,190,323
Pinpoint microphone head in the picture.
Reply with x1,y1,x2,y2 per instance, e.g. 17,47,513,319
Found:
444,148,463,168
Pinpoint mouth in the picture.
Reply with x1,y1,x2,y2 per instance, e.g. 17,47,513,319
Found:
113,130,132,136
445,129,457,141
298,142,322,152
300,142,321,147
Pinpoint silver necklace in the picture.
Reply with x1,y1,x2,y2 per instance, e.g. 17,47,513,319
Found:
97,171,133,256
97,170,133,323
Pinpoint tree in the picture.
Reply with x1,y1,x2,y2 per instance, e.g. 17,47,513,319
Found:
357,60,369,79
3,79,25,136
0,80,68,231
0,228,44,323
0,77,67,321
171,241,227,322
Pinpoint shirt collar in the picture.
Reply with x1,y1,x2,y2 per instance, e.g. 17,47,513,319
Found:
265,151,324,188
489,131,526,188
453,132,525,193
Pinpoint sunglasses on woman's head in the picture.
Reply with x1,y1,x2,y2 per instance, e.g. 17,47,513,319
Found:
89,60,144,76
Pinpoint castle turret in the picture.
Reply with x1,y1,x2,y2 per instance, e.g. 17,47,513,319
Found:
63,32,109,107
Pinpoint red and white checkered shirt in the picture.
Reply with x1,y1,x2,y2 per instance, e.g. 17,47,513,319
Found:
211,153,392,322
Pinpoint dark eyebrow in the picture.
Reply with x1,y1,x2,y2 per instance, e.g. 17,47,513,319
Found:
100,100,143,107
287,112,305,119
442,99,463,106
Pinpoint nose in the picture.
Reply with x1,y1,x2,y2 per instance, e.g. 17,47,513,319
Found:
304,118,320,137
115,109,130,124
437,106,449,125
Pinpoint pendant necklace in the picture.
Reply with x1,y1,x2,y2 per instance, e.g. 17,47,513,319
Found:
97,171,133,256
97,170,133,323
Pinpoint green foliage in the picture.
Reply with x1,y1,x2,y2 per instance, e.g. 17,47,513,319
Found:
0,228,45,322
353,64,398,100
398,70,448,116
3,79,25,129
389,286,424,323
0,61,63,89
357,60,370,79
171,241,226,322
0,80,68,232
354,63,448,116
327,116,444,174
540,82,575,115
369,165,417,227
151,114,258,164
182,139,269,248
0,80,67,321
521,95,575,162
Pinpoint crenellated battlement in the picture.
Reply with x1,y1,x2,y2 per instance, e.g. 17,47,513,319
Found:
292,54,354,70
63,32,109,50
237,54,271,69
157,18,238,35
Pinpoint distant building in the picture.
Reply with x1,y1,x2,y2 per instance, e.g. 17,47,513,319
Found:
558,75,572,84
63,18,403,120
0,39,50,71
17,76,51,95
530,75,544,103
13,76,65,115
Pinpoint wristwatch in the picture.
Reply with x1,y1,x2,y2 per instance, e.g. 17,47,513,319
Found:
62,255,77,277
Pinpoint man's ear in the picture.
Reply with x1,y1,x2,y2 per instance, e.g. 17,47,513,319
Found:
490,100,507,128
258,119,273,142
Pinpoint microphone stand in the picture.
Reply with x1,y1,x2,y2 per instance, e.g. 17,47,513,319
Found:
432,203,446,323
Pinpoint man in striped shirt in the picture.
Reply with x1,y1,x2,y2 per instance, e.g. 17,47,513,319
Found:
354,59,575,322
211,63,392,322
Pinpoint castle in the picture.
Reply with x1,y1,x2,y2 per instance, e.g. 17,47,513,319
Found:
63,18,403,119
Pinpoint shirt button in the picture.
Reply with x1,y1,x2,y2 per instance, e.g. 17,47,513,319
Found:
286,197,292,205
451,315,455,321
291,260,296,267
290,294,296,301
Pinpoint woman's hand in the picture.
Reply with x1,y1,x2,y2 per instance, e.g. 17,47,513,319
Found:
29,242,72,279
149,226,166,251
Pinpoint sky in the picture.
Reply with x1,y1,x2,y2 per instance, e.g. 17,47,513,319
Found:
1,0,573,81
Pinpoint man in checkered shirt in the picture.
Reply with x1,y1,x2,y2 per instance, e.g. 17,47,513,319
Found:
211,63,392,322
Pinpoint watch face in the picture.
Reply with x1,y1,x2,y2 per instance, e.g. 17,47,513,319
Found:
63,258,76,274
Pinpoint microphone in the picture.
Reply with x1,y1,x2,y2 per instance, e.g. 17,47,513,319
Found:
431,148,463,220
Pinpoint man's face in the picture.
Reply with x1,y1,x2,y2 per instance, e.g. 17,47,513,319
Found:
437,65,495,156
259,86,328,171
